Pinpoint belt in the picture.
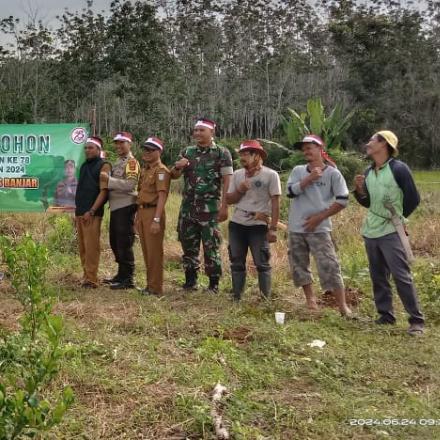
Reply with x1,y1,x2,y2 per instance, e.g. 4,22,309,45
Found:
237,207,256,217
138,203,157,209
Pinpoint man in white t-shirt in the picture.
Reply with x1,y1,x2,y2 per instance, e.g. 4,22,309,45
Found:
226,140,281,301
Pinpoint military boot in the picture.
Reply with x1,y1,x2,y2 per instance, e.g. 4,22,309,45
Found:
258,271,272,299
103,273,122,285
110,278,135,290
205,276,220,294
231,271,246,302
182,269,198,291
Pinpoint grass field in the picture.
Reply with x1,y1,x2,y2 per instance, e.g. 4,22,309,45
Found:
1,171,440,439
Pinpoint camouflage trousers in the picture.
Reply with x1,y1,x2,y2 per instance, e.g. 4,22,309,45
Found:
288,232,344,291
177,211,222,277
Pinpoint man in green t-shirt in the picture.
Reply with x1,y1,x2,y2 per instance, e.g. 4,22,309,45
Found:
354,130,424,335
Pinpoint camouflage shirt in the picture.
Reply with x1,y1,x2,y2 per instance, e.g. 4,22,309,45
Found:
171,143,233,214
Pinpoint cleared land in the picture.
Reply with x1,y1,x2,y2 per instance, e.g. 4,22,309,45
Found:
1,171,439,439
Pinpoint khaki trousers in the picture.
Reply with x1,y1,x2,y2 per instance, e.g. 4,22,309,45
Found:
76,216,102,285
137,208,165,294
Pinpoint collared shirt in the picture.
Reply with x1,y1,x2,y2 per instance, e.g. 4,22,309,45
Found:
137,160,171,205
286,164,349,233
172,143,233,214
108,152,140,211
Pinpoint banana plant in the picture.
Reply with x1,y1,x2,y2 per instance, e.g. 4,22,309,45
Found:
281,98,356,149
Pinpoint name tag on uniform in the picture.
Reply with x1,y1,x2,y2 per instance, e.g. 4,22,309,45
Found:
158,173,165,181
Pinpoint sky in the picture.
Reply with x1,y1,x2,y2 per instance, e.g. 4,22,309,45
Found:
0,0,428,23
0,0,111,45
0,0,110,26
0,0,430,45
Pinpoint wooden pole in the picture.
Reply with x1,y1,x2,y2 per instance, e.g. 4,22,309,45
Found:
91,105,97,136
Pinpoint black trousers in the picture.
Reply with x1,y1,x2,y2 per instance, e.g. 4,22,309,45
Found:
228,221,271,274
109,204,137,280
364,232,424,324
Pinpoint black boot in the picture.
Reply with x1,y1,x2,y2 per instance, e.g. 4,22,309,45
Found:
110,278,135,290
231,271,246,301
258,271,271,299
182,269,198,290
103,274,121,285
206,276,219,294
110,264,135,290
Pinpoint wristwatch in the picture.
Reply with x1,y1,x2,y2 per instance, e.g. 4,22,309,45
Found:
153,217,160,223
89,209,95,216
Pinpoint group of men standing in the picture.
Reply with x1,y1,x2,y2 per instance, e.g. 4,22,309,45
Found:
73,118,424,335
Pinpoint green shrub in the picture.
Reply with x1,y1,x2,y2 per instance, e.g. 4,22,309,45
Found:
0,235,74,439
328,150,367,189
47,215,77,255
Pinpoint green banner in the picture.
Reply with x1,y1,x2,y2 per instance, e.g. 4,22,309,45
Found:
0,124,90,212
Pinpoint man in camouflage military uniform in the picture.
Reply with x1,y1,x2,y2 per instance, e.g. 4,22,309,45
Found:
170,118,233,293
136,136,170,296
101,131,140,289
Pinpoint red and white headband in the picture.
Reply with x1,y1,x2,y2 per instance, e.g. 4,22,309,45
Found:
195,120,216,130
302,135,324,147
86,137,102,149
113,133,132,142
145,137,163,151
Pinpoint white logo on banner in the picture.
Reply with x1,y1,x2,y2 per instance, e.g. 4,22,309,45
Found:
71,127,87,144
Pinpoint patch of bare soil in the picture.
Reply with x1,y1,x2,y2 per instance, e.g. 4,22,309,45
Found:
0,295,22,331
318,287,362,308
220,325,254,345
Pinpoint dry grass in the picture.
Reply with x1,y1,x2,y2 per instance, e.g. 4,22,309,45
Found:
0,293,22,331
1,174,439,439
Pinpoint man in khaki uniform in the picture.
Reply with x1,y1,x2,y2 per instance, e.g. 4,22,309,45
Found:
75,136,111,288
101,131,140,289
136,136,171,296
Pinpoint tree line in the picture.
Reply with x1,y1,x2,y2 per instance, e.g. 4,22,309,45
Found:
1,0,440,168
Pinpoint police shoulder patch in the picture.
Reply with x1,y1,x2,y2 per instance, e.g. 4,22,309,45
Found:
125,159,140,178
127,159,138,172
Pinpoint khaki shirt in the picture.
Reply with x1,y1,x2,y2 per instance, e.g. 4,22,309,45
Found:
99,163,112,190
137,161,171,205
108,153,140,211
